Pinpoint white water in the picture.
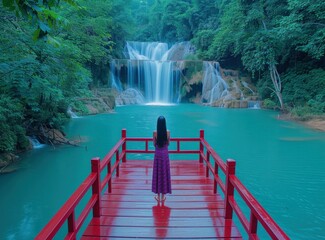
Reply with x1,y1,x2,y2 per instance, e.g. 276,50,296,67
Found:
28,136,45,149
110,42,258,109
201,61,229,104
248,101,261,109
111,41,192,104
67,106,79,118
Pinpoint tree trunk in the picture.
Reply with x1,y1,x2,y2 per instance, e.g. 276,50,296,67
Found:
269,64,284,110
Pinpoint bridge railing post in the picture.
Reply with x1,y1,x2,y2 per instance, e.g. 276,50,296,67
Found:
67,211,76,240
249,211,258,236
116,150,120,177
199,129,204,163
91,157,101,217
122,129,126,163
214,162,219,194
224,159,236,220
206,151,210,178
107,160,112,193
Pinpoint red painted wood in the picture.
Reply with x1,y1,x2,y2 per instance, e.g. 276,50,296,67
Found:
102,194,221,202
81,160,242,239
35,173,97,240
36,130,289,240
82,226,242,239
230,175,290,240
89,216,236,227
225,159,236,220
91,158,101,217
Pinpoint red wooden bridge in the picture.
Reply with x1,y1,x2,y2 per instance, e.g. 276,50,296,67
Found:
36,129,289,239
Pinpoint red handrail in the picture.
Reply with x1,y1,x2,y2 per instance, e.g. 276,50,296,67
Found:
198,130,289,240
36,129,289,240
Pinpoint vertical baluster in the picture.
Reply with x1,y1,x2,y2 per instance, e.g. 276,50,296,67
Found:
214,161,219,194
91,157,101,218
249,212,258,237
122,129,126,162
224,159,236,220
67,211,76,240
206,151,210,177
116,150,120,177
107,161,112,193
199,129,204,163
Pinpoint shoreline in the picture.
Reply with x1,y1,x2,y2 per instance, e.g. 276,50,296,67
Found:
279,114,325,132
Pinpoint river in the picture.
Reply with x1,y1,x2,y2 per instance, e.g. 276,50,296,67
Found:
0,104,325,239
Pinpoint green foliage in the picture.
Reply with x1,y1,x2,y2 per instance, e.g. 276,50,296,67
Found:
1,0,324,152
2,0,78,40
290,105,319,120
282,68,325,110
277,0,325,59
263,98,277,109
70,101,89,115
133,0,196,43
0,0,138,153
0,96,25,152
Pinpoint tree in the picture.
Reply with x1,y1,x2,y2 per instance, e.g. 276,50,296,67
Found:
207,0,290,109
276,0,325,59
1,0,78,40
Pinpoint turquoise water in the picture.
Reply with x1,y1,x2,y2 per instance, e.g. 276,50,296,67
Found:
0,104,325,239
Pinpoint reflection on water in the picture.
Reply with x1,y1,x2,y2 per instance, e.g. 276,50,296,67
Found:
0,104,324,240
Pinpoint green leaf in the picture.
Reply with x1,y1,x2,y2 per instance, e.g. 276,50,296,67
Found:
43,9,59,20
3,0,14,8
38,21,51,33
46,35,61,47
33,29,41,41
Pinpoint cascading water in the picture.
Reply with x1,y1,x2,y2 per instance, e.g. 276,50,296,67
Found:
110,41,192,104
201,62,229,105
28,136,45,149
110,42,259,108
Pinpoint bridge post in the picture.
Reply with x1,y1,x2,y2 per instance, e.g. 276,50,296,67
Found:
214,162,219,194
199,129,204,163
122,129,126,162
116,150,120,177
224,159,236,220
249,211,258,236
206,152,210,178
108,161,112,193
67,211,76,240
91,157,101,217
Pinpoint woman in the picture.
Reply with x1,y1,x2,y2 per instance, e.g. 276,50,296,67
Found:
152,116,172,202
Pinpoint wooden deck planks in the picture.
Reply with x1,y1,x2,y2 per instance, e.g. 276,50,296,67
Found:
81,160,242,239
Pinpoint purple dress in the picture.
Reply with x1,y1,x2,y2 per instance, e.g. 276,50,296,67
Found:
152,143,172,194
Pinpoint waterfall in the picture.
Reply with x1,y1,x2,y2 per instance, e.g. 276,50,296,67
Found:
28,136,45,149
248,101,261,109
110,41,192,104
67,106,79,118
110,59,123,92
201,62,229,104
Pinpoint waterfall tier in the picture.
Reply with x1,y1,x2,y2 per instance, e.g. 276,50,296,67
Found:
110,42,259,108
111,42,192,104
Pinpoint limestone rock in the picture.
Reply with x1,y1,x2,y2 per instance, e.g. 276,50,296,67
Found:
115,88,145,105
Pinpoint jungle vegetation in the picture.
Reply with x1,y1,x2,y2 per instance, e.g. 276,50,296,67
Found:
0,0,324,153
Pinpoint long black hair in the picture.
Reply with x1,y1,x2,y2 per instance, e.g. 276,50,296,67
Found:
156,116,167,148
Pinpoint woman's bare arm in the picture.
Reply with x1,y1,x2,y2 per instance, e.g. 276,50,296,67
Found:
167,130,170,145
153,131,157,146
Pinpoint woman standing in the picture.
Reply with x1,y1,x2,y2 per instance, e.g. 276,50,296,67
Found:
152,116,172,202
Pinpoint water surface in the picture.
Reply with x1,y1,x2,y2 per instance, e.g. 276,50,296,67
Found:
0,104,324,239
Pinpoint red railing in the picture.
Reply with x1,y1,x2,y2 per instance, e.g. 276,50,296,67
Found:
35,129,289,240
